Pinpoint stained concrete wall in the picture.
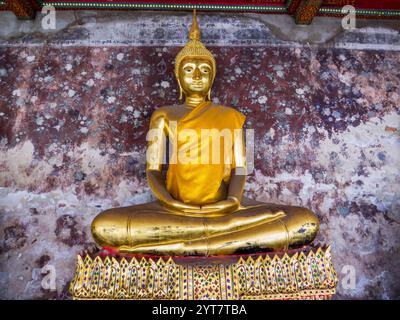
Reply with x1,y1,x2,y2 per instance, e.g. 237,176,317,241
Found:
0,11,399,299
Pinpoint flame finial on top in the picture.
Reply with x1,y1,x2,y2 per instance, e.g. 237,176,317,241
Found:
189,9,200,41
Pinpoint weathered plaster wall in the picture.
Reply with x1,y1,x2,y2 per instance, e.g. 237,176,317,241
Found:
0,11,399,299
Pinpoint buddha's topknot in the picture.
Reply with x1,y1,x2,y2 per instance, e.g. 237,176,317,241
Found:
174,10,216,82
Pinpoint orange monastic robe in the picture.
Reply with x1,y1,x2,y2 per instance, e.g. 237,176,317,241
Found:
166,101,246,205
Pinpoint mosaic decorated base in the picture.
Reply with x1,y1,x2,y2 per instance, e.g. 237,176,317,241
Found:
69,246,338,300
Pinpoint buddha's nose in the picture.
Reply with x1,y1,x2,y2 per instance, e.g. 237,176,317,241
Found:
193,67,201,80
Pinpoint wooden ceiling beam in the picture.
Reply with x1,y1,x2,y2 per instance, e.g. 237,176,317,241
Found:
294,0,323,25
5,0,37,19
287,0,303,15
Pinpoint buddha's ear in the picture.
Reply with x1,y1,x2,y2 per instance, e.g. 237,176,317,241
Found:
207,89,211,101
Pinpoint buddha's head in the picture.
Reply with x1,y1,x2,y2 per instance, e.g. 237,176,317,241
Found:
175,11,216,101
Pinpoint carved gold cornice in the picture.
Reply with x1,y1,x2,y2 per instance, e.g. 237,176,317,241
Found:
69,246,338,300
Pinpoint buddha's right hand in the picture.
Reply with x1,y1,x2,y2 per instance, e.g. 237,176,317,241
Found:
163,199,201,213
200,196,240,214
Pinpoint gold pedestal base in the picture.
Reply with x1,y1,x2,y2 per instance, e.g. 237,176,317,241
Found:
69,246,337,300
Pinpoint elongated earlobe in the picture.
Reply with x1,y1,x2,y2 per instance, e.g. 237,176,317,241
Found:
177,79,183,100
207,89,211,101
179,85,183,100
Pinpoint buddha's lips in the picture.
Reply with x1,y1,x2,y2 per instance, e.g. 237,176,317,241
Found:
191,82,204,87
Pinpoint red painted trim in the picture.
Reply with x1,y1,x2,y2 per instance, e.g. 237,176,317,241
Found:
323,0,400,11
46,0,287,5
287,0,302,14
43,0,400,11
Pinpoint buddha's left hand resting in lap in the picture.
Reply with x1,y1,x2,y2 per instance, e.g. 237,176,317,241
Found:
91,11,319,256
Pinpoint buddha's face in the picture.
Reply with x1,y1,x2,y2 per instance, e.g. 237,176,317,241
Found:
178,57,213,97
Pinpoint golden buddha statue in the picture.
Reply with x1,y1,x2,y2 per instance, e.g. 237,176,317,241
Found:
91,11,319,256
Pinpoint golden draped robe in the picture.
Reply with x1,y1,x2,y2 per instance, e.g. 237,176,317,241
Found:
165,101,246,204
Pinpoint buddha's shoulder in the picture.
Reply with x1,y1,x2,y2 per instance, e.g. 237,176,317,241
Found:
150,105,176,119
215,104,240,112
